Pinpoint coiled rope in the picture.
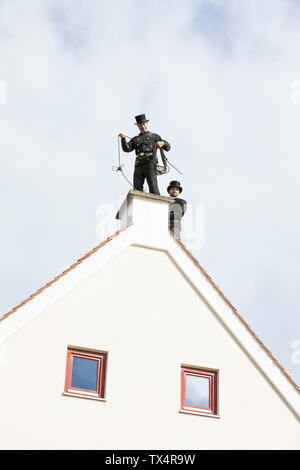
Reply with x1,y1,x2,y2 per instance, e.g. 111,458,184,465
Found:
112,135,183,188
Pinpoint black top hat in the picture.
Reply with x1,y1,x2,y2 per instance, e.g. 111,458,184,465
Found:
167,180,183,194
134,114,149,125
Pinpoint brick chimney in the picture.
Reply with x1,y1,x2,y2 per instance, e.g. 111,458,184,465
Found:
116,190,175,241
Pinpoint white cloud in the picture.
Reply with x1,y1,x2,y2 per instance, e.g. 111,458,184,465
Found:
0,80,6,104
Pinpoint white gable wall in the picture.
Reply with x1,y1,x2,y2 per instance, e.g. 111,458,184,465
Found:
0,245,299,450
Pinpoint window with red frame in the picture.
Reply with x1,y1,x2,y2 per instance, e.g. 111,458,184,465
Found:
181,366,217,415
64,347,107,399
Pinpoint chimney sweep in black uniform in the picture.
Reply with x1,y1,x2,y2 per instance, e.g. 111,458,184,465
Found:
119,114,171,195
167,181,187,240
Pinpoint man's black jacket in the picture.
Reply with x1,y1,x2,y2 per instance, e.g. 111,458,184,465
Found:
121,131,171,166
169,197,187,222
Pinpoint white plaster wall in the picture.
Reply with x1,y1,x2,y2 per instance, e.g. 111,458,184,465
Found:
0,246,299,449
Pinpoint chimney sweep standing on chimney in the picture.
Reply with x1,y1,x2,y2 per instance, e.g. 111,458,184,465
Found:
119,114,171,195
167,181,187,240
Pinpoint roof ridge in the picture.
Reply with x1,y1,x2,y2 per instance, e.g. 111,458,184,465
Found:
0,223,132,323
170,232,300,394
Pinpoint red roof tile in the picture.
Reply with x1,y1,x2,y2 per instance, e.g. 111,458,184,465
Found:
170,231,300,393
0,224,132,323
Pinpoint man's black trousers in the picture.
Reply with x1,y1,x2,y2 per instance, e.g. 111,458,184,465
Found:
133,162,160,195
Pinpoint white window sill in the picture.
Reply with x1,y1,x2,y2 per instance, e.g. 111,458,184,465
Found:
62,392,106,402
179,409,220,418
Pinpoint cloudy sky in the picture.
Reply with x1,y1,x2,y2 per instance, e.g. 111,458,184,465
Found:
0,0,300,385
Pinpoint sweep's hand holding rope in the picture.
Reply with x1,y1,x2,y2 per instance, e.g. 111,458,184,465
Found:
112,134,134,187
113,134,183,188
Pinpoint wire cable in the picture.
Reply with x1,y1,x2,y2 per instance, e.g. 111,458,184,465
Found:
112,135,183,188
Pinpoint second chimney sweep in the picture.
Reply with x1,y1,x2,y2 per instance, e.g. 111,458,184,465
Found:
119,114,171,195
167,180,187,240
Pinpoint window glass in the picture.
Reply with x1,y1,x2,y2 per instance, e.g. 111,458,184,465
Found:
185,374,210,408
71,356,99,391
